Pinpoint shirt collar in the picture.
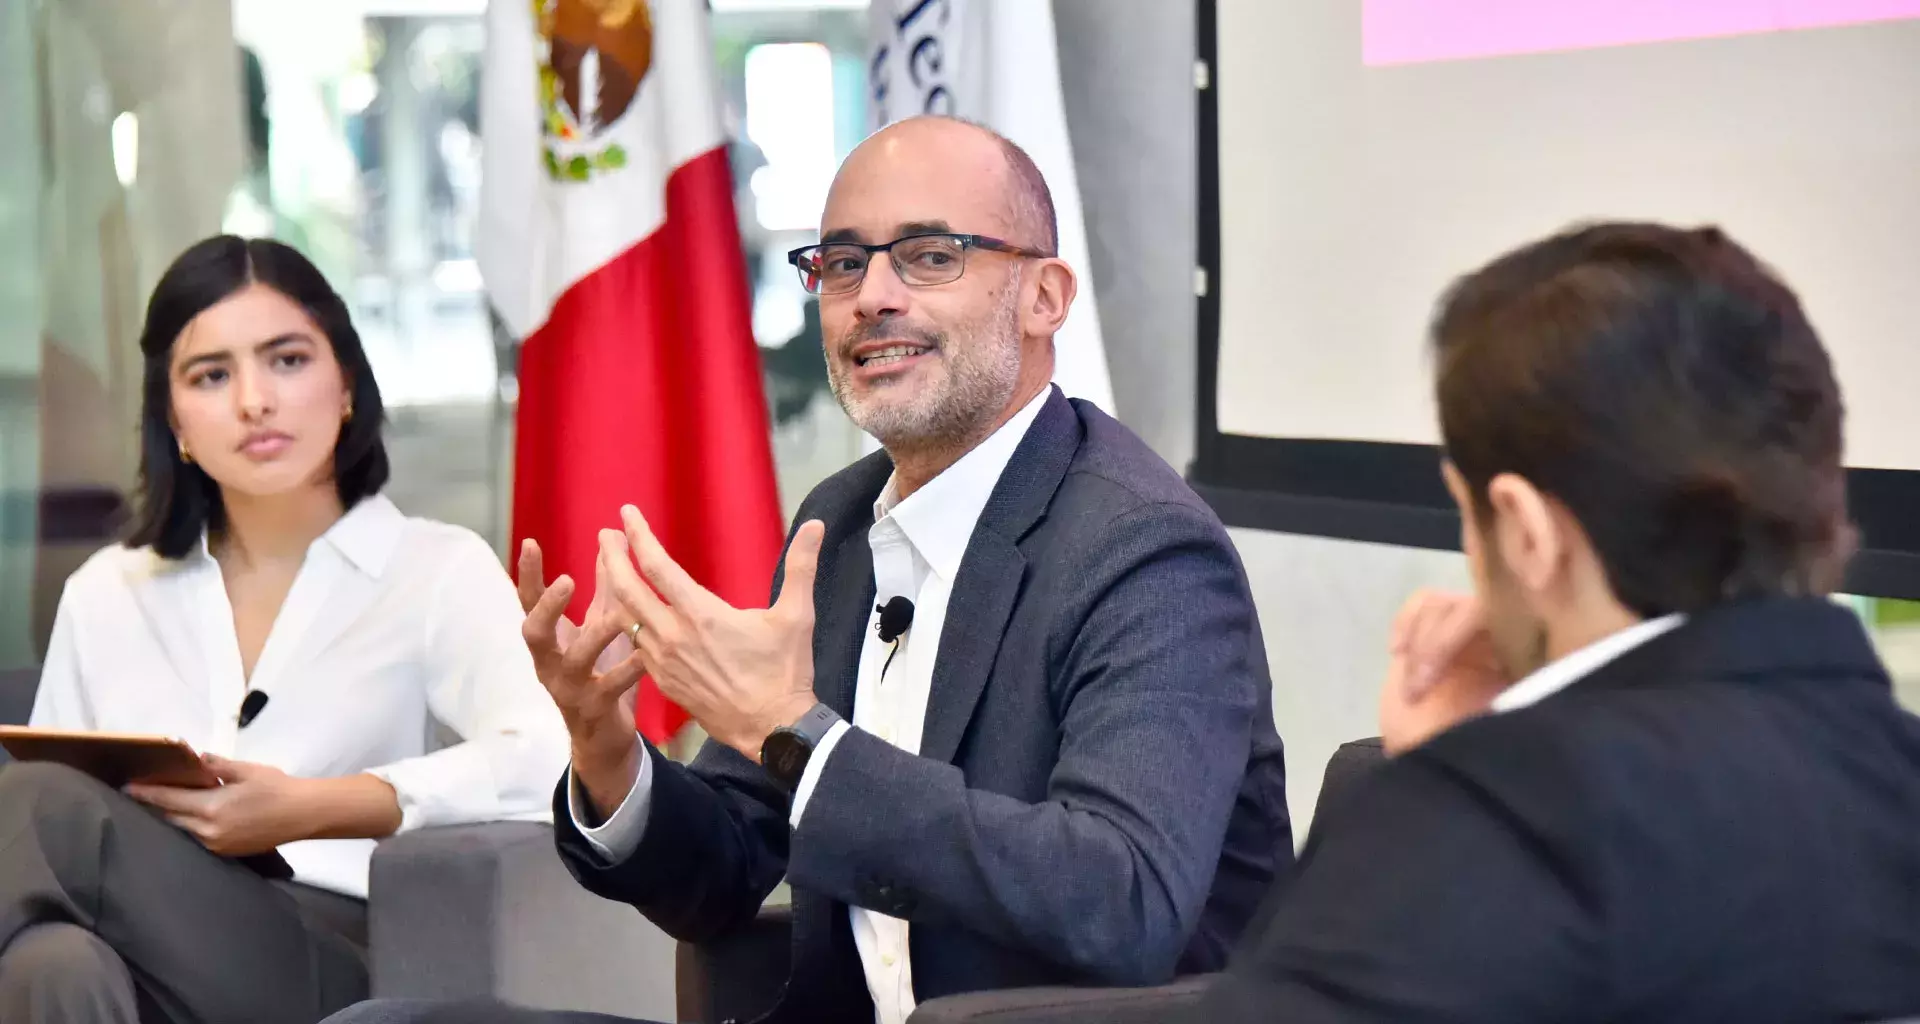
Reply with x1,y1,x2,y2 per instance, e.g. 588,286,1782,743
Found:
874,388,1052,582
190,494,405,579
1490,613,1686,713
323,494,406,576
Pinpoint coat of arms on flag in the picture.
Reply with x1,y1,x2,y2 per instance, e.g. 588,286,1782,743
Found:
534,0,652,179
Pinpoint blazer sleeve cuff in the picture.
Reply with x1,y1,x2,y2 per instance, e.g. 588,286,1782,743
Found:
786,726,962,918
789,720,852,828
565,736,655,864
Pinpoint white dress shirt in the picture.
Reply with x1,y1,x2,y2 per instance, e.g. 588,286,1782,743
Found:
569,388,1052,1024
33,494,572,898
1490,613,1686,713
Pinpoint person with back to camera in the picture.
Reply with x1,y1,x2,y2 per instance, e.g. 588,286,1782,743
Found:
1197,221,1920,1023
323,113,1293,1024
0,235,572,1024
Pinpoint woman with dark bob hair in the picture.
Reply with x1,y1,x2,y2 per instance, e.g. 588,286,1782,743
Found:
0,236,570,1023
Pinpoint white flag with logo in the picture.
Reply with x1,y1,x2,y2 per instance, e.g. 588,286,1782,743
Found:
867,0,1116,415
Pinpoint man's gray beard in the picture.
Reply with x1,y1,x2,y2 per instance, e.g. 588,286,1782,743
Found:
830,271,1024,452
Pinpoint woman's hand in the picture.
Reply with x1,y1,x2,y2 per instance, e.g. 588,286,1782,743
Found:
125,756,402,856
126,756,310,855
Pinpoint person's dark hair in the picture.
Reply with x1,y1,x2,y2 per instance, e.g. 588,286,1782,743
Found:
1432,221,1854,616
126,235,389,559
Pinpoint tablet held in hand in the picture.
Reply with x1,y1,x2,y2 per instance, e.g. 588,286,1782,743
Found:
0,726,222,789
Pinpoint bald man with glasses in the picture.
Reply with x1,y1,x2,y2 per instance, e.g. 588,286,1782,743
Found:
326,114,1290,1024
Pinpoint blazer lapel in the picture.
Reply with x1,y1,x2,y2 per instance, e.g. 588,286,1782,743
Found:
788,450,891,720
919,538,1026,764
919,389,1083,766
814,528,875,720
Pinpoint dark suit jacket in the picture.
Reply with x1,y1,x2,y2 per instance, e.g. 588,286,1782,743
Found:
1201,596,1920,1024
554,389,1292,1021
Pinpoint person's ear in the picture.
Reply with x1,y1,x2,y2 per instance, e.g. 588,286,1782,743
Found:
1022,257,1076,338
1485,473,1564,596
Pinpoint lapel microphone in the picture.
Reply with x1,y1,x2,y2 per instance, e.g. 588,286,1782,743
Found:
876,596,914,643
876,596,915,679
237,690,269,728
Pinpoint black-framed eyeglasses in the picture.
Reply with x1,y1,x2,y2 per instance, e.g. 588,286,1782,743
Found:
786,232,1052,295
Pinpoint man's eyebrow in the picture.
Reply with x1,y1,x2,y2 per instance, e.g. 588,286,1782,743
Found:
818,220,957,246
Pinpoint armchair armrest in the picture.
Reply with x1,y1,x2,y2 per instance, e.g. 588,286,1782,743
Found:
907,976,1213,1023
368,822,676,1019
675,903,793,1024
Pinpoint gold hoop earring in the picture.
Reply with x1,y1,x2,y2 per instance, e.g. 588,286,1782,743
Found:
343,400,354,423
178,441,193,464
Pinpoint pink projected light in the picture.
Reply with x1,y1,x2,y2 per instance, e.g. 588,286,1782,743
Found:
1364,0,1920,66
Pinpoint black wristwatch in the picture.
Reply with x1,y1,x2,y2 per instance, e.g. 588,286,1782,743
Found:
761,702,843,792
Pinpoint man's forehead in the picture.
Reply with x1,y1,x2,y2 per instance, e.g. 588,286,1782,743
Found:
819,185,1015,243
820,129,1015,241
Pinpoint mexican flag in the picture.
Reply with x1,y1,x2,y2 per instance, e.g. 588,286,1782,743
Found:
479,0,784,743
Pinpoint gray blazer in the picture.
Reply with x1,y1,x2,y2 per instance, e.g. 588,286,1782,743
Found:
553,388,1291,1022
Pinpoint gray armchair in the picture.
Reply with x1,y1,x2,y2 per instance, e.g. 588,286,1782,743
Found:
673,738,1389,1024
368,822,676,1016
0,665,676,1018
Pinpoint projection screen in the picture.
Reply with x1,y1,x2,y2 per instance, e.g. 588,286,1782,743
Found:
1191,0,1920,597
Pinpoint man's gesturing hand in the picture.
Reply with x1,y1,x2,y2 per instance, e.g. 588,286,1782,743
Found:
598,505,825,763
518,539,646,819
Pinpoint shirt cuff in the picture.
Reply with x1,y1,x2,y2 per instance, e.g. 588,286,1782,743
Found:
566,735,654,863
361,762,430,834
789,720,851,828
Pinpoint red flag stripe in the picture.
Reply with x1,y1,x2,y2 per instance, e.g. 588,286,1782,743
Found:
511,146,785,743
